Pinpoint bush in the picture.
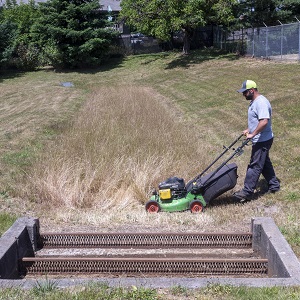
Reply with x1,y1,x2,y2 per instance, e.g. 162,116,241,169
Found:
14,43,41,70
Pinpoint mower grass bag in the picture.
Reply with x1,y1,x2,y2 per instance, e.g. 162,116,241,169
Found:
186,163,238,203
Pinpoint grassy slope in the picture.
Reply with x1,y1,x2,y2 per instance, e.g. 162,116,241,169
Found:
1,50,300,299
0,50,299,251
116,50,300,246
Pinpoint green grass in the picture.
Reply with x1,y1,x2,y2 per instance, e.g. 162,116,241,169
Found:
1,283,300,299
0,283,158,300
0,212,17,236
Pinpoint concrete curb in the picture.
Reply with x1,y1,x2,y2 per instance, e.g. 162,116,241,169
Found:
252,217,300,279
0,216,300,289
0,217,39,279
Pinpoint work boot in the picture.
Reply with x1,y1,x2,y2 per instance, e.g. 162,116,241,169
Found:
233,190,253,203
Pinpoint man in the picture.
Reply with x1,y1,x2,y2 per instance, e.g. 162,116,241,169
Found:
233,80,280,202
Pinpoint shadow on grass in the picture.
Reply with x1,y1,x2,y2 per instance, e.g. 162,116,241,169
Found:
0,55,125,80
208,178,275,208
0,69,25,83
0,49,239,78
48,55,125,75
165,48,240,70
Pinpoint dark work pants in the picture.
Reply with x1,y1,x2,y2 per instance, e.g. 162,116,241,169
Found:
243,138,280,195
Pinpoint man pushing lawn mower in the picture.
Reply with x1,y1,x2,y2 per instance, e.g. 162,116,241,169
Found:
233,80,280,203
144,80,280,213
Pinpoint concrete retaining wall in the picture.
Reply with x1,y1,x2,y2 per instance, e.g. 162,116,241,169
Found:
252,217,300,278
0,217,39,279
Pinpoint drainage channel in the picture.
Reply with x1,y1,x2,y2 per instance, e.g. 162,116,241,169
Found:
20,232,268,277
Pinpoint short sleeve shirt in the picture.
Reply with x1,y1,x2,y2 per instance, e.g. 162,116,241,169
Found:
248,95,273,144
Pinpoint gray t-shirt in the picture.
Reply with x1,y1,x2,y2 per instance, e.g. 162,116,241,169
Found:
248,95,273,144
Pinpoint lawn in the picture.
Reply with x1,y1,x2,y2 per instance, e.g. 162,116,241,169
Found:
0,49,299,298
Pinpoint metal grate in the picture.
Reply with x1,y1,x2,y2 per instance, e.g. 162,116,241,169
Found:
38,233,253,249
21,257,268,275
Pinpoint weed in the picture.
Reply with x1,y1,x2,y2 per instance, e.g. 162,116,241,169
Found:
31,277,59,296
0,190,9,199
203,284,233,297
115,286,157,300
170,285,190,296
286,191,300,202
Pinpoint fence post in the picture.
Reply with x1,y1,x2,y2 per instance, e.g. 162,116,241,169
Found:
241,27,245,55
299,21,300,61
278,20,283,59
296,17,300,61
252,27,255,57
263,23,268,58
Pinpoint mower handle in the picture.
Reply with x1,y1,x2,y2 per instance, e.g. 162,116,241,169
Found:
195,134,244,180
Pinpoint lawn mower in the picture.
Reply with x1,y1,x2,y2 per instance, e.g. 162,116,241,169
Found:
145,134,250,213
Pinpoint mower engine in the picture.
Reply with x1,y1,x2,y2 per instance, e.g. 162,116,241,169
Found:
157,176,187,200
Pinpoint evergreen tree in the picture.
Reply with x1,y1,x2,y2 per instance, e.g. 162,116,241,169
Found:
33,0,118,69
0,20,18,68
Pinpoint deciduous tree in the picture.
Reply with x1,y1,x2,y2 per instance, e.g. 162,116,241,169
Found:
0,0,40,69
234,0,300,27
120,0,237,54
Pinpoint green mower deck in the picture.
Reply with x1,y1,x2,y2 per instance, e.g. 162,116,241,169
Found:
145,192,206,213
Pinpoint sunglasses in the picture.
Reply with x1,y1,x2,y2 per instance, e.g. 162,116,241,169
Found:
242,89,252,95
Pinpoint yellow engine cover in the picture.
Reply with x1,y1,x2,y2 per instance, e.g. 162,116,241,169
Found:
159,188,172,200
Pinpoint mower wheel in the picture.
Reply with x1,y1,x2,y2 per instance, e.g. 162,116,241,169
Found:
189,200,203,213
145,200,160,213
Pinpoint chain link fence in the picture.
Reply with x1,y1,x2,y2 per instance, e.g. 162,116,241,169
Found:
116,22,300,60
217,22,300,61
118,26,215,55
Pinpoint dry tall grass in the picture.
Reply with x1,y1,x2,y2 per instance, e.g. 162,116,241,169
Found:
24,86,210,215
